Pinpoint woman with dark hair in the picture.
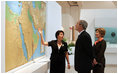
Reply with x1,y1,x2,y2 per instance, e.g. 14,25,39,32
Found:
38,28,70,73
93,28,106,73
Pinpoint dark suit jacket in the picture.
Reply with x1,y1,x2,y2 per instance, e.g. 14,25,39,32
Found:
74,31,94,71
93,40,106,67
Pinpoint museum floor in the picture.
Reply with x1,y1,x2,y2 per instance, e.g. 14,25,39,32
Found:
65,65,117,73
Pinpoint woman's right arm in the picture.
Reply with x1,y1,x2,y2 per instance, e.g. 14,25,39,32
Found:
38,28,48,46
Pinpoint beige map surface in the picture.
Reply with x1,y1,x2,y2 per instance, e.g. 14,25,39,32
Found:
5,1,46,72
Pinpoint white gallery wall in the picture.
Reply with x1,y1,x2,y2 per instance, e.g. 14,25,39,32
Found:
80,9,117,44
1,1,5,73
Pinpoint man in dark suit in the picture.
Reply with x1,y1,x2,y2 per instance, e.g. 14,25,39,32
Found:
74,20,94,73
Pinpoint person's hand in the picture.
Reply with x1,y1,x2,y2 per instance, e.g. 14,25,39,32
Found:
38,28,42,34
93,58,98,66
68,64,70,69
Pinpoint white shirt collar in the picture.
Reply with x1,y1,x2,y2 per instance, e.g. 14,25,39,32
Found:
78,30,84,36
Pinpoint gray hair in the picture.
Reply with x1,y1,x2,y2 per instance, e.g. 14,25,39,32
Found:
79,20,88,30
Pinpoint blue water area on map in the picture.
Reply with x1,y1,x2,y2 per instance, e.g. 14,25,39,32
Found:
6,1,22,15
19,22,45,61
32,1,36,8
28,23,45,61
32,23,37,34
19,24,28,61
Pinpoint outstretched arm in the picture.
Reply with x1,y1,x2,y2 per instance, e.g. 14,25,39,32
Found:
38,28,48,46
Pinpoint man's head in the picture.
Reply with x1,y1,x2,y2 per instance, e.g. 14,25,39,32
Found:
75,20,88,32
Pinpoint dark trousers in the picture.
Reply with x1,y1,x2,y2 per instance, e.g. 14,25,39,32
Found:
77,69,91,73
50,60,65,73
93,67,104,73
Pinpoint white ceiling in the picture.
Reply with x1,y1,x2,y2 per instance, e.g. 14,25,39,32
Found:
57,1,117,9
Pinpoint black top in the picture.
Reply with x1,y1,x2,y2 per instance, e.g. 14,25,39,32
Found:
74,31,94,71
48,40,68,73
93,39,106,67
48,40,68,60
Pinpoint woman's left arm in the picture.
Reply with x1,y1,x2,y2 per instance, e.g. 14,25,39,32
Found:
65,52,70,69
98,41,106,58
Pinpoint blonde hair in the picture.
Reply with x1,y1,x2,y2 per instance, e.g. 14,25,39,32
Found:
96,28,106,37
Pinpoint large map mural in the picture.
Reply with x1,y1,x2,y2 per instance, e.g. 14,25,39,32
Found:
5,1,46,72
